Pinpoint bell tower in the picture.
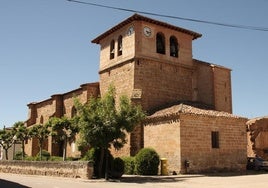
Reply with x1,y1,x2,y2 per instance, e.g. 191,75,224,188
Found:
92,14,202,112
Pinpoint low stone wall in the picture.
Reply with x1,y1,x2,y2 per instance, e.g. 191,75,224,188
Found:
0,160,93,179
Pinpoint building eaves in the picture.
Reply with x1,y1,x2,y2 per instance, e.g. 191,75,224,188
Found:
91,13,202,44
144,103,246,125
193,59,232,71
27,82,99,106
62,82,99,96
151,104,242,118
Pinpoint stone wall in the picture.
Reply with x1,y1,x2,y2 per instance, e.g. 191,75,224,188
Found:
144,119,181,173
194,60,214,106
134,58,193,112
144,104,248,174
180,113,247,173
212,66,232,113
194,60,232,113
99,61,134,102
0,161,93,179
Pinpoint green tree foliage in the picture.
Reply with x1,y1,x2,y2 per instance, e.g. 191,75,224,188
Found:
12,121,29,160
48,116,78,161
135,148,160,175
29,123,51,161
0,127,15,160
75,85,146,179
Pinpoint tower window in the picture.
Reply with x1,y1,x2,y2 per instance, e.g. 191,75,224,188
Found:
170,36,178,57
211,131,219,148
118,35,123,56
156,32,165,54
110,40,115,59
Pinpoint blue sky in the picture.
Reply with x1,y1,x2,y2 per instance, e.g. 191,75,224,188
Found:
1,0,268,128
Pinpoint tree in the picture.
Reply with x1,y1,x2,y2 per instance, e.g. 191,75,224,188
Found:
0,127,15,160
12,121,29,160
48,116,79,161
75,85,146,179
29,123,51,160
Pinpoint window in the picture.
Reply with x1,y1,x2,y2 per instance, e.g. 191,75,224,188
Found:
156,32,165,54
117,35,123,56
40,116,44,124
110,40,115,59
170,36,178,57
71,106,77,117
211,131,219,148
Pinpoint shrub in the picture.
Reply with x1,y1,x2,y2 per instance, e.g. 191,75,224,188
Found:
122,156,135,175
135,148,160,175
14,151,27,160
25,156,36,161
66,157,80,161
49,156,63,161
36,150,51,161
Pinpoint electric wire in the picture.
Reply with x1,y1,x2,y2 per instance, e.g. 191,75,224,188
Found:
67,0,268,32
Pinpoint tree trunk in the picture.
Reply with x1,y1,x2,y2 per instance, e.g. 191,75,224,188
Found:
4,148,8,160
63,139,67,161
105,148,109,180
21,141,25,160
98,147,105,178
39,141,43,161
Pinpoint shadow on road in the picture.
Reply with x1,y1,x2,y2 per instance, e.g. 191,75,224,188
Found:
204,170,268,177
119,174,204,184
0,179,30,188
116,170,268,184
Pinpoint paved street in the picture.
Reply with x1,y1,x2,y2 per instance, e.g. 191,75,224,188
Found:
1,172,268,188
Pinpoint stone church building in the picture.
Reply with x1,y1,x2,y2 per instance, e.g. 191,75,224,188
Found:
25,14,248,173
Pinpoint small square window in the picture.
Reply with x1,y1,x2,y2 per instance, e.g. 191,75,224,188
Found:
211,131,219,148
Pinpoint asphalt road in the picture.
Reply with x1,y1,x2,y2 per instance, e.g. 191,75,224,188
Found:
1,172,268,188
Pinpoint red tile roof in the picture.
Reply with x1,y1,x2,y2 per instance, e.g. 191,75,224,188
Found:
149,103,243,119
92,13,202,44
